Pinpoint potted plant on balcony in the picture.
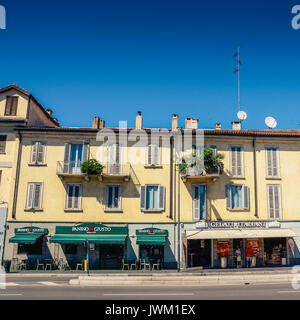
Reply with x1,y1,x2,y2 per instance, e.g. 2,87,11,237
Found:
179,148,224,175
81,159,103,176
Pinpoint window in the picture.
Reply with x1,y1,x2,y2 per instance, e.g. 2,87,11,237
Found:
140,185,165,211
17,236,43,255
106,185,121,209
65,244,77,255
30,142,46,165
26,183,43,210
108,143,121,174
267,185,281,220
146,144,160,166
226,184,249,210
66,184,82,210
63,142,89,174
0,136,7,153
266,147,279,178
4,96,18,116
193,185,206,220
230,146,243,177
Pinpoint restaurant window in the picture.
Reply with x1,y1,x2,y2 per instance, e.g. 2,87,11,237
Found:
66,183,82,210
4,96,18,116
146,143,160,166
0,136,7,154
106,185,121,209
17,236,43,255
230,146,243,177
226,184,249,210
266,147,280,178
65,244,77,255
267,184,281,220
30,142,46,165
25,183,43,210
192,185,206,220
140,185,165,211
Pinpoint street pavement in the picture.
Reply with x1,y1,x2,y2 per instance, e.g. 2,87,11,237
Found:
0,275,300,300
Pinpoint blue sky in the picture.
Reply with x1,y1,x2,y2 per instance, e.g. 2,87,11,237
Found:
1,0,300,129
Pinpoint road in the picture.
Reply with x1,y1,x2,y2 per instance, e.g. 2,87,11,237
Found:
0,275,300,300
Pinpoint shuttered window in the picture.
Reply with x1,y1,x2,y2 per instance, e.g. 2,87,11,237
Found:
192,185,207,220
66,184,82,210
30,142,46,164
106,185,121,209
230,146,243,176
108,143,121,174
146,144,160,165
226,184,249,210
26,183,43,210
140,185,165,211
267,185,281,220
4,96,18,116
0,136,7,153
266,147,279,178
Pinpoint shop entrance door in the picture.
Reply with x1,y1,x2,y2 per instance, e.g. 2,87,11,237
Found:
187,240,211,268
139,245,164,267
99,244,124,269
233,239,244,268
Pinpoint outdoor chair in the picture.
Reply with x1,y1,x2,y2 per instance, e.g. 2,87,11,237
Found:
36,259,44,270
45,259,53,271
11,258,21,271
19,259,28,271
130,260,138,270
152,259,161,271
76,261,84,271
142,258,151,270
63,260,71,271
122,259,129,270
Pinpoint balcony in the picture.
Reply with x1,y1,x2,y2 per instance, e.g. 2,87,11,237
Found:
181,166,221,182
56,161,134,182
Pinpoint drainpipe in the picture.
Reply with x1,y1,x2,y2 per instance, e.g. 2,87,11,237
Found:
169,136,174,219
253,138,258,217
12,131,22,219
177,163,181,272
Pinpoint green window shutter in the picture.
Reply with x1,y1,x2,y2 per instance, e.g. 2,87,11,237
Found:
242,185,249,210
140,185,146,210
63,143,71,173
225,184,232,209
158,185,165,210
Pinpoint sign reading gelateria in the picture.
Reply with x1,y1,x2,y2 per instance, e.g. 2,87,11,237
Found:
208,221,267,229
55,223,128,235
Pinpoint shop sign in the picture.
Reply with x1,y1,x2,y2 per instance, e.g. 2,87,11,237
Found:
15,226,48,234
55,223,128,235
208,221,267,229
136,228,168,236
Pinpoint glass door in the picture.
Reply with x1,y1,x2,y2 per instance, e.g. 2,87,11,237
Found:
71,144,83,174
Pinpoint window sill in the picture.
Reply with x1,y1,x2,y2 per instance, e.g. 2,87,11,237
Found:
227,208,249,212
142,209,164,213
64,209,83,212
230,176,245,179
28,163,47,167
0,152,6,155
24,208,43,212
144,165,163,169
265,177,281,180
104,209,123,213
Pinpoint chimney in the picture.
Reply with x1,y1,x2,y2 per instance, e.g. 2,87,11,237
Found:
136,111,143,129
232,121,241,130
215,123,222,130
172,114,178,130
92,116,100,129
99,119,105,129
185,118,199,129
46,109,53,117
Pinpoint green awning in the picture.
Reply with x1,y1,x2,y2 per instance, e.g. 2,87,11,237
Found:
9,234,43,244
50,234,127,244
136,236,166,245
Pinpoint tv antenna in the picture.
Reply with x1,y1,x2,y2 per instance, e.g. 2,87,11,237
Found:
233,46,242,112
265,116,277,129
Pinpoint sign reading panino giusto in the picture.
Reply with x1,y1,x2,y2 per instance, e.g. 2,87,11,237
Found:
136,228,168,236
15,226,48,234
208,221,267,229
55,223,128,235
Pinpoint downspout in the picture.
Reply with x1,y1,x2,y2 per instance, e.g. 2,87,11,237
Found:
253,137,258,217
169,135,174,219
12,131,22,219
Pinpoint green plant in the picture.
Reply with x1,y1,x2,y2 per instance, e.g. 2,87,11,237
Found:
179,148,224,174
81,159,103,175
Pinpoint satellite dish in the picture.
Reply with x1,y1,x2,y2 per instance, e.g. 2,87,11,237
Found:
265,116,277,129
237,110,247,121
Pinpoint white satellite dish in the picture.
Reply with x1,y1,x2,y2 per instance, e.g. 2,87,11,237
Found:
265,116,277,129
237,110,247,121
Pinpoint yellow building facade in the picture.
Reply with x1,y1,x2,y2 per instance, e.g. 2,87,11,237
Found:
1,84,299,271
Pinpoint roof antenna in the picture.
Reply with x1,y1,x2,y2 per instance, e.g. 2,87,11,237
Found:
233,45,242,112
